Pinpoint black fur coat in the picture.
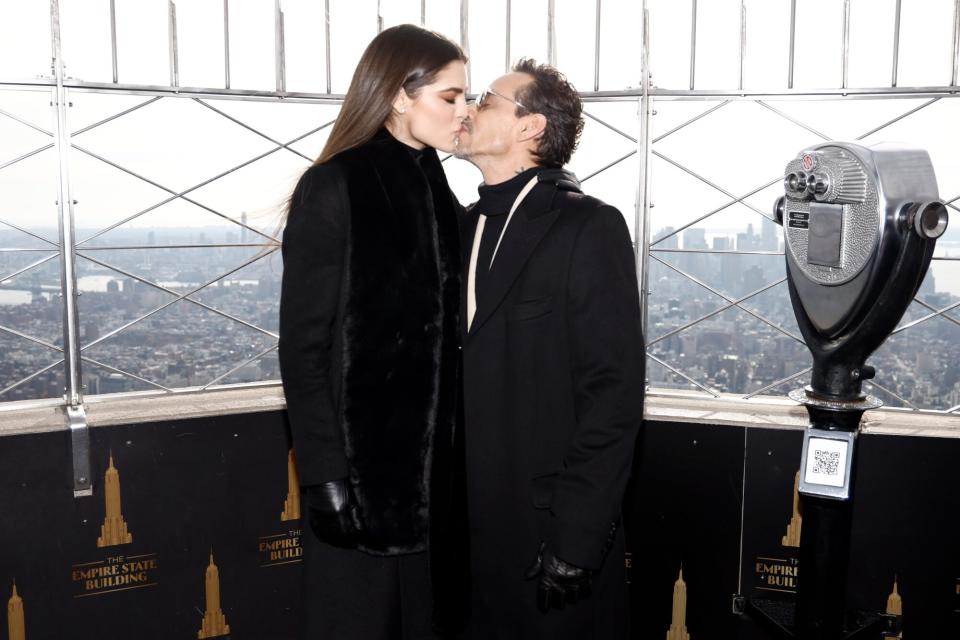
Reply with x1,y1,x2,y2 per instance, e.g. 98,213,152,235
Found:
278,129,465,563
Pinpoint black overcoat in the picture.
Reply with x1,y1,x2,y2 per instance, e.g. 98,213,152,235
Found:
461,176,645,639
278,129,468,630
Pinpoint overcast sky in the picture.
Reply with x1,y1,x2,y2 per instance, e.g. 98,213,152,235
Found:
1,0,959,292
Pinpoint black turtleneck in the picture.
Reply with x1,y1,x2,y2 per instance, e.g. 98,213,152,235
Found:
474,167,543,307
403,141,428,164
399,138,449,207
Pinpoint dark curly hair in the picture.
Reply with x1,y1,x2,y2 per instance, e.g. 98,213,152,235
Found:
512,58,584,167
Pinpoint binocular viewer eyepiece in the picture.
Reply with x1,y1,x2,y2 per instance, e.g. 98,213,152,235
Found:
899,199,949,240
776,189,947,240
783,170,830,200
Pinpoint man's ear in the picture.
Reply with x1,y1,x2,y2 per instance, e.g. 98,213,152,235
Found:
517,113,547,143
392,88,409,115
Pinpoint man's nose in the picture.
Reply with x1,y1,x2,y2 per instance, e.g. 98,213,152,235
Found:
466,104,478,119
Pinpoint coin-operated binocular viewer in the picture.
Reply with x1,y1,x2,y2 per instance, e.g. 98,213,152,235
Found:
751,142,948,640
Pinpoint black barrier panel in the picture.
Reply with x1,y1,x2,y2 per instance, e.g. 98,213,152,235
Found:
2,413,959,638
740,427,805,612
0,429,74,639
847,432,960,637
633,421,960,640
625,419,745,638
0,411,300,639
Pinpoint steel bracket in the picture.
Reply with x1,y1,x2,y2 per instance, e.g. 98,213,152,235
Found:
67,404,92,497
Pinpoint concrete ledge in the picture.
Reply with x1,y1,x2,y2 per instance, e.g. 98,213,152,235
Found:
0,398,66,437
0,384,287,437
646,392,809,430
646,391,960,438
2,385,959,439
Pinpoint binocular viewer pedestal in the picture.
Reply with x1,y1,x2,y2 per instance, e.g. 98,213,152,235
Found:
747,141,947,640
747,389,895,640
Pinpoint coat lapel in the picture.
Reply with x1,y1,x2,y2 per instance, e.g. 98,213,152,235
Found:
467,183,562,337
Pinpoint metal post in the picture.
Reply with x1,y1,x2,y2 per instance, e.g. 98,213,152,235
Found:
110,0,118,83
892,0,902,87
275,0,286,93
842,0,851,89
594,0,602,92
377,0,384,33
738,0,746,91
788,0,797,89
168,1,179,88
421,0,426,26
223,0,231,89
50,0,91,497
636,1,653,341
325,0,332,94
689,0,697,90
461,0,471,89
953,0,960,86
505,0,512,73
547,0,556,67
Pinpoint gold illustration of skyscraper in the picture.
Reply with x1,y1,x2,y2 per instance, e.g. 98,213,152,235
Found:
8,582,25,640
782,471,802,548
883,577,903,639
97,453,133,548
665,567,691,640
886,577,902,615
281,449,300,521
198,551,231,639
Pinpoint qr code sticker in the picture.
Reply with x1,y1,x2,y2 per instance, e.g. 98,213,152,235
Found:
812,449,841,476
805,437,848,488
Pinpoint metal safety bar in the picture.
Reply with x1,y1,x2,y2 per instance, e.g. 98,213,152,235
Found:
892,0,902,87
594,0,602,92
461,0,471,89
168,1,179,89
51,0,90,496
547,0,556,68
636,2,653,342
689,0,697,91
276,0,286,93
954,0,960,86
224,0,231,88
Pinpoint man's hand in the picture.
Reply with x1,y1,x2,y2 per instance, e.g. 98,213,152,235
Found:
525,542,592,612
303,479,363,548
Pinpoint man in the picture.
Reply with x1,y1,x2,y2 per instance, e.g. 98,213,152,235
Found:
453,59,645,639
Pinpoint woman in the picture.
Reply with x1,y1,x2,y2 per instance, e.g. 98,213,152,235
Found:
278,25,469,640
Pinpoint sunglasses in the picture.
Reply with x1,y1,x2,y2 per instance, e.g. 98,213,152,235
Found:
475,87,527,111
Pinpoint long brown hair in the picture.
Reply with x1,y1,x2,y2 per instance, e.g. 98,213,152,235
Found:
316,24,467,165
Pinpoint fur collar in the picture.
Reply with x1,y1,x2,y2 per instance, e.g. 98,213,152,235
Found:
329,130,462,556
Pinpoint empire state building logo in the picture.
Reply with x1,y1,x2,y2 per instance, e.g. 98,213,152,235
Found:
883,577,903,640
7,582,25,640
665,567,691,640
281,449,300,521
97,453,133,548
782,471,802,548
198,551,231,639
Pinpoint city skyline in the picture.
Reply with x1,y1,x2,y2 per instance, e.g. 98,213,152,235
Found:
3,219,959,412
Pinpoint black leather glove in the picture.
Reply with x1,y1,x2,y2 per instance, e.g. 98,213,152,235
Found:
525,542,592,612
304,479,363,549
